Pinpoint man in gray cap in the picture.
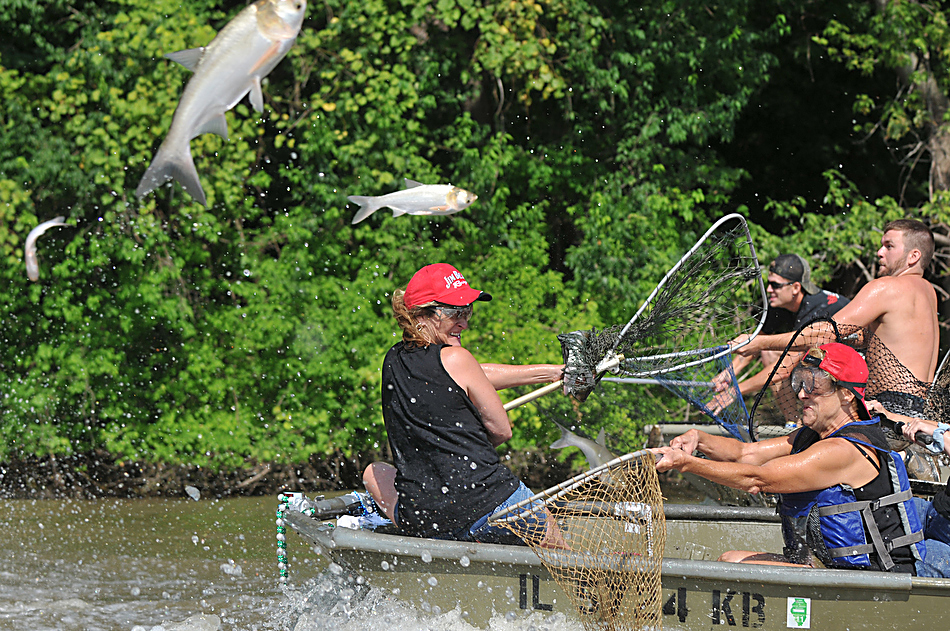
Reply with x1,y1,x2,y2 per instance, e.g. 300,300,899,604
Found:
762,254,850,336
715,254,850,406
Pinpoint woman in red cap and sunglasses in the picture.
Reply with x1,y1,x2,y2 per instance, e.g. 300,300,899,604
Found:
363,263,565,545
651,342,926,573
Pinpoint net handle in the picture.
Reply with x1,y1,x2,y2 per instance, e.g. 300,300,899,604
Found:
612,213,768,356
488,449,655,524
502,351,623,411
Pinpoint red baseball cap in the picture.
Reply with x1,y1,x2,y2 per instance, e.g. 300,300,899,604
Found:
403,263,492,308
815,342,871,419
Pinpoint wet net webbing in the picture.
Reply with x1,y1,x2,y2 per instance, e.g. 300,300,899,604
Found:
604,346,751,442
561,214,766,403
490,451,665,631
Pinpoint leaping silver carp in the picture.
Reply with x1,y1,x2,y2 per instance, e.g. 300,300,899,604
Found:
25,216,69,282
136,0,307,206
550,421,616,470
347,179,477,224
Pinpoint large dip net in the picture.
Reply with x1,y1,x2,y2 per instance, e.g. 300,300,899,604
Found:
508,214,767,430
563,214,766,395
489,451,665,631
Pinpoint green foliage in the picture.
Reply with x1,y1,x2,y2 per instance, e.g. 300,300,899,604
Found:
0,0,945,475
815,0,950,202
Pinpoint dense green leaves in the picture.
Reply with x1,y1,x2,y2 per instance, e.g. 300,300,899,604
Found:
0,0,947,472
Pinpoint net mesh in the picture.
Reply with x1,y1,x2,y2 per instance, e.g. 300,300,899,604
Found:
611,215,764,377
750,318,950,452
492,452,665,631
560,214,765,402
603,348,751,443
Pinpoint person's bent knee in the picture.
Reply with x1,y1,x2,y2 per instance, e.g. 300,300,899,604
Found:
362,463,378,486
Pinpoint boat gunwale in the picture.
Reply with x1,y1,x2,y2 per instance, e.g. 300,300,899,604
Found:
285,508,950,594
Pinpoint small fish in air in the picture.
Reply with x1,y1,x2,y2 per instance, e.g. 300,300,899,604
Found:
347,179,477,224
24,216,69,282
550,421,616,470
136,0,307,206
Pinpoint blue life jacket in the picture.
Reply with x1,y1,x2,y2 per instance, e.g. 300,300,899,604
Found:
779,418,926,572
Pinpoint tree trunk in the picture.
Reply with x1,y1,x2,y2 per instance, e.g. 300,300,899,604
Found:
874,0,950,196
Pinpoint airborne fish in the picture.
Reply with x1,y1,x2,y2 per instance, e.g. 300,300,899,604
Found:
24,216,69,282
136,0,307,206
347,179,477,224
550,421,616,470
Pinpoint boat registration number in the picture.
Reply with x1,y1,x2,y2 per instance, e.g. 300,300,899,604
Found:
517,575,810,629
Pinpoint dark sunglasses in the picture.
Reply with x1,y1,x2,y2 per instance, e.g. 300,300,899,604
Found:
767,280,795,290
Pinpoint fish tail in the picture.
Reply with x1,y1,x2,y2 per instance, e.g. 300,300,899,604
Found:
347,196,380,224
135,139,208,207
550,420,571,449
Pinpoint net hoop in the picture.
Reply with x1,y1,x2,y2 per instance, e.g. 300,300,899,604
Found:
603,377,714,387
611,213,768,360
618,344,738,378
488,449,653,524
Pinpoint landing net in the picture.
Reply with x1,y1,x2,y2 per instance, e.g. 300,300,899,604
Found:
561,214,767,402
489,451,665,631
607,346,752,442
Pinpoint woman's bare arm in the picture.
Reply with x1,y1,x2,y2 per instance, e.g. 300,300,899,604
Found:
441,347,513,446
480,363,564,390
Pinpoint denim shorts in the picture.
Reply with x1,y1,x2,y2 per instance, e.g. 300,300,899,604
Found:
464,481,549,545
914,497,950,578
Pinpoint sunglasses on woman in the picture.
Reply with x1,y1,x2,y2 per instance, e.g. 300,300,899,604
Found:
436,304,474,320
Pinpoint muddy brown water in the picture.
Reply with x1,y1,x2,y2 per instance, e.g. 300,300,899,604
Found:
0,483,703,630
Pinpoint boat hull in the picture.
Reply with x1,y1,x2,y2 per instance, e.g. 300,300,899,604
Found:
285,504,950,629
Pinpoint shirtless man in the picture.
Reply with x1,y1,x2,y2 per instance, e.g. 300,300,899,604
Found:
735,219,939,384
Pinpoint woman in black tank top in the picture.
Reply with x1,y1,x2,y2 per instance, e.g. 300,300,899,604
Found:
361,263,564,543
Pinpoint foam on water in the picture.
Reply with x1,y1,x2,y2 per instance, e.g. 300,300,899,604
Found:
279,569,583,631
0,496,588,631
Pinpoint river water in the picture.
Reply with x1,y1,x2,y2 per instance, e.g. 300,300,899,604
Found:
0,494,601,631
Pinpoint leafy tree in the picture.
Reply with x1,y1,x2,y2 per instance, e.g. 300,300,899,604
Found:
0,0,946,479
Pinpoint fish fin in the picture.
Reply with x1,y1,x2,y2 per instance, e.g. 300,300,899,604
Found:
403,206,449,215
404,179,426,188
248,41,281,78
391,208,408,217
164,47,206,72
195,114,229,140
136,140,208,207
249,77,265,113
347,196,380,224
596,429,606,446
24,216,68,282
